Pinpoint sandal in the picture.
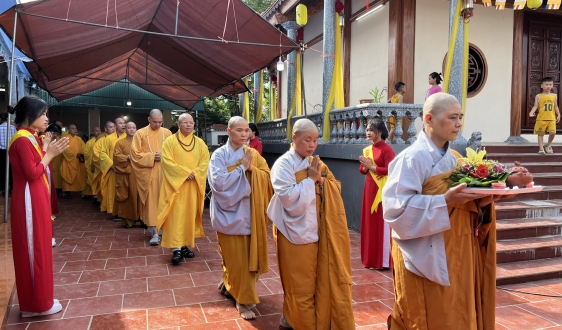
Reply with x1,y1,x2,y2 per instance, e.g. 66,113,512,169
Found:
539,149,546,155
546,146,554,154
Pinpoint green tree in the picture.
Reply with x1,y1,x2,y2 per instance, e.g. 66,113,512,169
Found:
242,0,275,13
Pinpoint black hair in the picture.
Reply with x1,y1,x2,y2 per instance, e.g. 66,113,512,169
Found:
0,112,9,123
248,123,259,137
45,123,62,134
429,72,442,85
170,125,179,134
394,82,406,92
6,95,48,126
542,76,553,83
366,118,389,141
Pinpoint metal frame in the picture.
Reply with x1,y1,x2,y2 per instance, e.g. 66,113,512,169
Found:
4,10,17,222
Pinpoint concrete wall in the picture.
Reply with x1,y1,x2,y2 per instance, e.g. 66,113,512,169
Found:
414,0,514,142
302,11,324,113
262,142,466,231
349,1,389,106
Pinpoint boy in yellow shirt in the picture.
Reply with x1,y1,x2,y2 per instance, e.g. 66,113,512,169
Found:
530,77,560,154
387,82,406,141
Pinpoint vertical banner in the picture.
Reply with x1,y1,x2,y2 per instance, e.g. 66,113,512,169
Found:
513,0,527,9
547,0,561,9
495,0,507,9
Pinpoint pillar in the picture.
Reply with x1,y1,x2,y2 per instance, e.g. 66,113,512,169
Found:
282,21,300,117
322,0,336,142
448,0,468,144
253,71,261,122
163,110,173,129
88,107,100,134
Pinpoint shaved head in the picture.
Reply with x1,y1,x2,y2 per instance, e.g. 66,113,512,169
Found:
148,109,163,130
292,119,318,137
178,113,194,136
228,116,247,129
178,113,193,123
149,109,163,118
423,93,460,120
104,121,114,129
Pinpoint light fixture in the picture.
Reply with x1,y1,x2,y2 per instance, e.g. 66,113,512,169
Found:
277,56,285,72
462,0,474,21
123,115,128,120
356,4,383,21
126,100,132,106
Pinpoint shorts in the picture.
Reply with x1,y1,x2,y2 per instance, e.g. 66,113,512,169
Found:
534,120,556,135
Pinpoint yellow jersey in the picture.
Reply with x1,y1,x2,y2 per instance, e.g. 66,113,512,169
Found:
390,94,401,104
536,93,557,121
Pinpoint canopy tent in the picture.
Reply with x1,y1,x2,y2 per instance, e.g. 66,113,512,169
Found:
0,0,297,109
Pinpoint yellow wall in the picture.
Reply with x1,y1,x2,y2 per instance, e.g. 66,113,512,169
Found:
415,0,514,142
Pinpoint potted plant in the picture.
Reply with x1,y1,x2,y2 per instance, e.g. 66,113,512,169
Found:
360,87,387,104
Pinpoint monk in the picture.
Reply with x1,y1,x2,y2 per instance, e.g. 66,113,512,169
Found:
51,123,64,196
208,116,272,320
157,114,209,264
91,121,114,204
60,124,87,198
99,117,126,216
113,122,141,228
267,118,355,330
382,93,502,330
131,109,172,245
81,126,101,199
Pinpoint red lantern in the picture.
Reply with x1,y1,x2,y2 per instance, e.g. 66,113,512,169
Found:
335,0,344,13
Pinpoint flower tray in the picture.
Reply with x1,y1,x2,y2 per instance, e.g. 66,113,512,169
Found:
463,186,544,195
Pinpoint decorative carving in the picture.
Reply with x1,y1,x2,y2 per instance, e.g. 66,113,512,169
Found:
548,42,560,70
530,73,542,81
529,85,542,108
548,29,561,39
467,45,486,96
531,28,544,37
531,40,544,70
467,132,482,151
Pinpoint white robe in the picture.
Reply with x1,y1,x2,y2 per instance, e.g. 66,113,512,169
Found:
382,130,456,286
208,141,251,235
267,147,318,245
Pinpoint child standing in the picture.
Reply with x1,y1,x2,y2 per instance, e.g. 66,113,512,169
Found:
387,82,406,141
529,77,560,154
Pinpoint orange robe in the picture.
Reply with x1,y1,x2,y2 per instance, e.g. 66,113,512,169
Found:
131,126,172,227
82,137,96,196
389,171,497,330
52,154,63,189
100,132,126,213
275,161,355,330
113,138,140,225
91,133,107,199
60,134,87,192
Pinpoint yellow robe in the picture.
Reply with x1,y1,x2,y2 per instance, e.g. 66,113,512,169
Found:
52,154,63,189
60,134,87,192
157,132,209,248
389,171,497,330
99,132,126,213
82,137,96,196
113,138,140,225
275,161,355,330
91,133,107,197
218,146,272,305
131,126,172,227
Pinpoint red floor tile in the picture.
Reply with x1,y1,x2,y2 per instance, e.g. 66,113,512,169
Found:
54,282,100,300
516,300,562,324
52,252,91,263
88,249,128,260
61,259,107,272
126,246,165,257
173,285,227,305
79,268,126,283
237,313,282,329
122,290,175,310
352,301,393,327
26,316,92,330
352,283,394,303
105,256,146,269
53,272,82,285
97,278,147,296
147,274,195,291
90,310,147,330
254,293,283,316
495,305,558,329
260,278,283,294
180,320,240,330
495,288,531,307
126,265,168,279
352,269,393,285
167,261,212,275
64,295,123,318
147,305,207,329
7,300,69,325
201,300,241,323
190,270,223,287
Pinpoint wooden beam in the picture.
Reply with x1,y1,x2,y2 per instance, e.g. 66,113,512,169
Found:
306,34,323,47
388,0,416,104
343,0,351,107
510,10,525,137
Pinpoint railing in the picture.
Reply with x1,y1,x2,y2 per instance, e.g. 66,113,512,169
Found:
258,103,424,144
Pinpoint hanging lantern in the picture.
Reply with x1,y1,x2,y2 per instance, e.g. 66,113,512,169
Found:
527,0,543,9
462,0,474,21
296,4,308,26
277,56,285,72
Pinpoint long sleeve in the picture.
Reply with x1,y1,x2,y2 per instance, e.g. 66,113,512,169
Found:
161,138,192,193
99,136,113,175
9,138,46,182
374,145,395,176
382,150,450,240
113,141,131,174
130,128,155,168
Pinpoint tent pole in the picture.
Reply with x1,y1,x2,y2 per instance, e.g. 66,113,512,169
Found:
4,11,18,223
300,43,307,118
175,0,179,35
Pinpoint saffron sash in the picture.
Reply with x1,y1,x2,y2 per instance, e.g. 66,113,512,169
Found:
9,129,50,191
363,145,387,214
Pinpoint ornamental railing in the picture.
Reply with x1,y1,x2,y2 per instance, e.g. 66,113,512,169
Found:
257,103,424,144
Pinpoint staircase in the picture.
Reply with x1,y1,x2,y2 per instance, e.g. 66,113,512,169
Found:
485,143,562,285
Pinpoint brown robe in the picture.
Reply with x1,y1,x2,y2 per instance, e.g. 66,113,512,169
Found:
112,138,140,223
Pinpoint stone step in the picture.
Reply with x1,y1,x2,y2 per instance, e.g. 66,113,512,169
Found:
496,258,562,286
494,199,562,220
531,173,562,186
486,153,562,164
484,143,562,154
510,162,562,173
507,185,562,202
496,236,562,263
496,217,562,240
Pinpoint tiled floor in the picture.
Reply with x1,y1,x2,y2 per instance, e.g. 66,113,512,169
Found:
1,196,562,329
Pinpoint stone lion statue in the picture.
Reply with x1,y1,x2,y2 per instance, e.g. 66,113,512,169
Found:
467,131,482,150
